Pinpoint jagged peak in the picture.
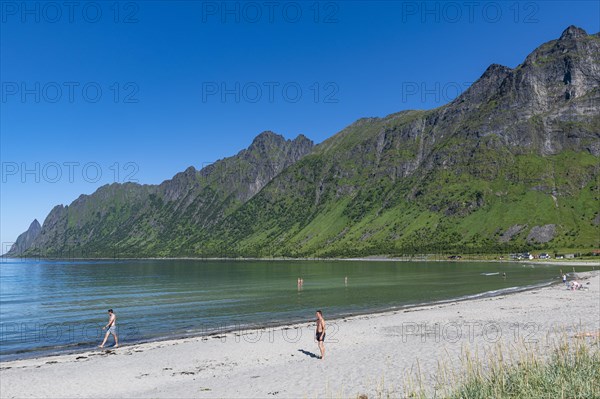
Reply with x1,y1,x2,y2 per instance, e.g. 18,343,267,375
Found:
41,204,67,225
249,131,309,156
451,63,512,105
5,218,42,255
559,25,588,41
252,130,284,143
169,166,197,176
165,166,199,184
293,134,314,145
481,63,513,78
245,131,285,151
518,25,597,73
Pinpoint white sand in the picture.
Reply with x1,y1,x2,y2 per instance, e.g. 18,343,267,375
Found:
1,271,598,398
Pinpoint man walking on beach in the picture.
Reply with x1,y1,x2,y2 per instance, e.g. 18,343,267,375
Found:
315,310,326,360
99,309,119,348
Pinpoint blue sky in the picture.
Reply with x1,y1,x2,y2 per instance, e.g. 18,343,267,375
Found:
1,0,599,247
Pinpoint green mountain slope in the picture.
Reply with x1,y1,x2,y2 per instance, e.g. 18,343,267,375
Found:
9,26,600,258
8,132,314,257
192,26,600,257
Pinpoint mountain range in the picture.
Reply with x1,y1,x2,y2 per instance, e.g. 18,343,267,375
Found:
7,26,600,258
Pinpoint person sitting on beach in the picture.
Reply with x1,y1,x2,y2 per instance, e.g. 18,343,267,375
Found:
99,309,119,348
315,310,326,360
569,281,582,291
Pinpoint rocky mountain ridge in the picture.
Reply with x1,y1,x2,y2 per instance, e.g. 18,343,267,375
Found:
7,26,599,258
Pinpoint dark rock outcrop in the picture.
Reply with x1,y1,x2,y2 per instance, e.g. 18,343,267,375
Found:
527,225,557,244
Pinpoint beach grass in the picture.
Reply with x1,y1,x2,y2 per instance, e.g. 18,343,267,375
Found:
380,332,600,399
447,338,599,399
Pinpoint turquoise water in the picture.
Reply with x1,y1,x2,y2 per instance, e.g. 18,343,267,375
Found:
0,258,590,360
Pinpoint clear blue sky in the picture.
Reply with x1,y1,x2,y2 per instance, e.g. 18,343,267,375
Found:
1,1,599,247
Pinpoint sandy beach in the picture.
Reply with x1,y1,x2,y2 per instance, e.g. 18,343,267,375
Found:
1,271,598,398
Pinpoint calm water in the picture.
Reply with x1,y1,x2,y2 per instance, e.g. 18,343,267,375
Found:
0,258,591,361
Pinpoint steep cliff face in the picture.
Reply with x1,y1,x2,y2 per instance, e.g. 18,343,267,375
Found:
199,26,599,257
418,25,600,164
10,26,600,258
451,25,600,156
6,219,41,256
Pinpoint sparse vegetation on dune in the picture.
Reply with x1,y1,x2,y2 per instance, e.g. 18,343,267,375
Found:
357,333,600,399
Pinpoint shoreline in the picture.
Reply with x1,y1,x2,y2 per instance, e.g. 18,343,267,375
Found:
1,258,596,364
2,256,599,266
1,271,597,398
0,277,563,363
